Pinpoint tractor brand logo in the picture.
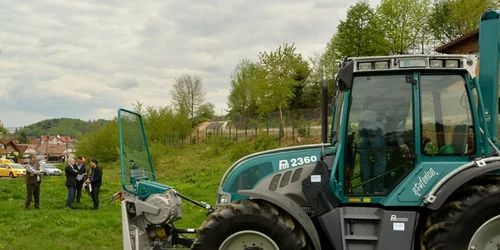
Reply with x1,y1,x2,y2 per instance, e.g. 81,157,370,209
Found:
390,215,409,222
412,168,438,196
278,160,290,170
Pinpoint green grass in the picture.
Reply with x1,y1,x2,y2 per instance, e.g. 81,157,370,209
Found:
0,142,235,250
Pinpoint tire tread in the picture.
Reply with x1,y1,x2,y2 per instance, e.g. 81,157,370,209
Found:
422,176,500,250
191,199,308,250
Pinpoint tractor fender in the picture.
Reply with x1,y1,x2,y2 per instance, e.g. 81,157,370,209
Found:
237,189,322,250
426,161,500,210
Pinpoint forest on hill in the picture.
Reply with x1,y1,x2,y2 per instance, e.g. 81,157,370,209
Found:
13,118,111,139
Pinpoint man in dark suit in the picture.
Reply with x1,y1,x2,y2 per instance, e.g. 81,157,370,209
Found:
25,154,44,210
73,156,87,203
86,158,102,210
65,157,78,209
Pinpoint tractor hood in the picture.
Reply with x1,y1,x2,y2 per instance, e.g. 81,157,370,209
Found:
217,143,335,204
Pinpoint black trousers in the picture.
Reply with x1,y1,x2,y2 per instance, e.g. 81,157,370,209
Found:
25,182,41,209
74,181,84,202
91,186,100,209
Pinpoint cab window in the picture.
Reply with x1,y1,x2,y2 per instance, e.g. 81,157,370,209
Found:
420,74,475,155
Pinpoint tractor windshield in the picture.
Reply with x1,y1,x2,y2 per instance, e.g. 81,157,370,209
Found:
118,109,156,193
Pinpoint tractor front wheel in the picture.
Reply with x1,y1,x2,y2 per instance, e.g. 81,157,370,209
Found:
191,199,308,250
422,176,500,250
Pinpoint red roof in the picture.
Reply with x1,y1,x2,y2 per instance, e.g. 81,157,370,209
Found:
36,144,67,155
0,140,21,153
29,139,41,145
16,144,39,153
435,29,479,53
16,145,28,153
0,139,11,145
40,135,73,143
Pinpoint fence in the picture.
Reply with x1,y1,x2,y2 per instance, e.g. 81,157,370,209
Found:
185,107,333,145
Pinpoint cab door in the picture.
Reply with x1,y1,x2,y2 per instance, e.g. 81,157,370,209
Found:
343,73,416,196
391,73,476,203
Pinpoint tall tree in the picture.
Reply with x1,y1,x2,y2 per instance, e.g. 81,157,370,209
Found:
195,102,216,119
377,0,431,54
335,0,392,57
321,34,342,80
132,100,146,116
170,74,206,123
258,43,309,136
227,59,266,118
428,0,500,44
143,105,191,147
18,131,28,143
0,123,6,137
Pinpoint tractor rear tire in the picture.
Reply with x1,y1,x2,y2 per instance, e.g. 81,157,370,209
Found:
422,176,500,250
191,199,308,250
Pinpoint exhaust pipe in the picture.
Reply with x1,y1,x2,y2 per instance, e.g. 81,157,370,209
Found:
321,79,328,143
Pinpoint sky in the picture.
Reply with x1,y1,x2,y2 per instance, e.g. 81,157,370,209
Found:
0,0,381,128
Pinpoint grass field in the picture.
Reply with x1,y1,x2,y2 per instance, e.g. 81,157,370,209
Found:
0,141,238,250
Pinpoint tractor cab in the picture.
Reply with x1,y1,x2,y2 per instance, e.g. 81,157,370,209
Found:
333,55,480,205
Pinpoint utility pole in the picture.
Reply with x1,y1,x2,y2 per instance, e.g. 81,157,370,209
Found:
65,139,68,162
44,122,52,162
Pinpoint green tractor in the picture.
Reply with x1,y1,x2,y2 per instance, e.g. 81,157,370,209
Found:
118,10,500,250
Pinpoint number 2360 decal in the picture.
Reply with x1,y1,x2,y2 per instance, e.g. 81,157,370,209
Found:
278,156,318,170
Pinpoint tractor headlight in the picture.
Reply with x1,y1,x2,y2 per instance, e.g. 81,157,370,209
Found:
374,61,389,69
217,193,231,205
429,59,443,68
445,60,459,68
358,62,372,70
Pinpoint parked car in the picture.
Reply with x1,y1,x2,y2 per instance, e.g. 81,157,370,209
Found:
41,164,62,176
0,163,26,178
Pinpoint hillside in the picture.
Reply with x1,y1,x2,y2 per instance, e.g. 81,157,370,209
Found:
13,118,111,139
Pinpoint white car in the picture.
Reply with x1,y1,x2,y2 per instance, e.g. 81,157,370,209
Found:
41,164,62,176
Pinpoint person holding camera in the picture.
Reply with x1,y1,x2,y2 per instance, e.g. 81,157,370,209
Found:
25,154,44,210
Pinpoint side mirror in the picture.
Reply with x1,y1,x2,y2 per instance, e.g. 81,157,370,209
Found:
336,60,354,92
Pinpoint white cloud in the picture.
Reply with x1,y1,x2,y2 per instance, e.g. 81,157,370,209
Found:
0,0,381,128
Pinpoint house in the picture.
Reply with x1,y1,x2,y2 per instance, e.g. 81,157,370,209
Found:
0,139,21,155
0,143,7,159
0,139,22,161
16,144,39,155
40,135,73,145
29,139,41,145
435,29,480,77
37,135,76,162
435,29,479,55
37,144,69,162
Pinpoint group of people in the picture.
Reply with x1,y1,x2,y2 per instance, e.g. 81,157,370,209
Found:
23,154,103,210
64,156,102,210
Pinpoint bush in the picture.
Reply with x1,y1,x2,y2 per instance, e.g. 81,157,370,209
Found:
253,132,280,152
229,133,280,162
294,116,308,137
75,121,119,163
149,141,169,168
205,135,232,157
230,140,254,162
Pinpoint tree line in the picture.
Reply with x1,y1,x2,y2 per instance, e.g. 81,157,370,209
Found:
227,0,499,129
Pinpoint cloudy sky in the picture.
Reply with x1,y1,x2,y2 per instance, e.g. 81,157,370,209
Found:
0,0,381,128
